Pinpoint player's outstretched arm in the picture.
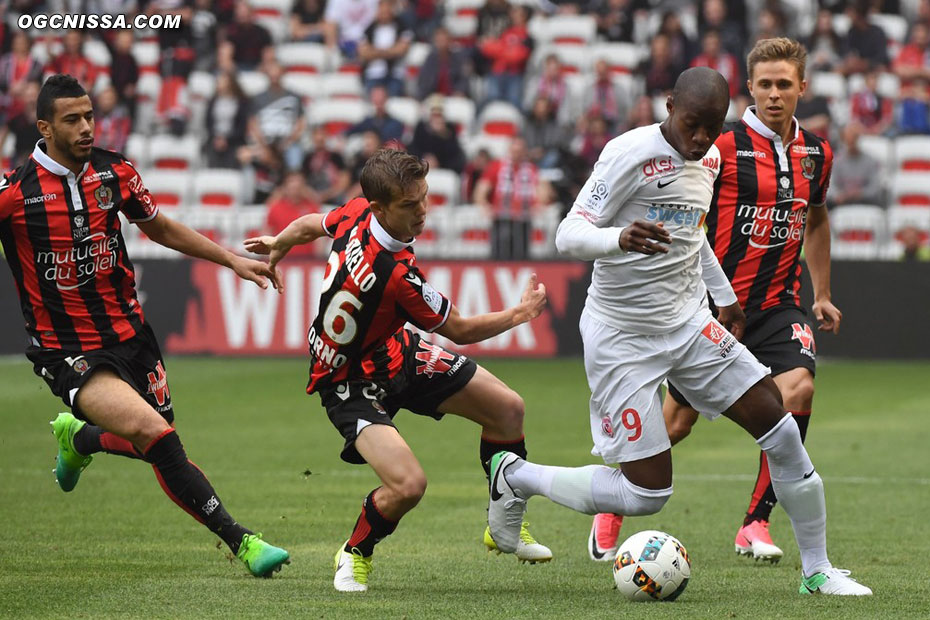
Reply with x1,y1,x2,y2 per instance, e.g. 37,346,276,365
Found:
244,213,328,290
138,212,280,290
436,274,547,345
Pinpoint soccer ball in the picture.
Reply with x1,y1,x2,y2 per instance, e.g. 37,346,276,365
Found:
612,530,691,601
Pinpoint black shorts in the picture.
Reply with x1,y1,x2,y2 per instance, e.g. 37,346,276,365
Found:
317,331,477,464
26,323,175,424
668,307,816,408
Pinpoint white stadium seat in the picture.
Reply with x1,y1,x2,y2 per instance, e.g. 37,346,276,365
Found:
477,101,523,137
277,42,333,74
893,136,930,171
148,135,200,171
886,206,930,258
308,99,367,136
142,170,193,209
830,204,886,260
426,168,460,207
191,168,245,207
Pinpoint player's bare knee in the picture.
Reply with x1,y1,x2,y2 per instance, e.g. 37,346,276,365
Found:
781,375,814,409
127,414,172,449
666,419,692,445
500,389,525,432
393,473,427,506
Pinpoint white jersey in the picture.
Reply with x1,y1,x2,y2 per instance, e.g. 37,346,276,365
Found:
556,123,730,335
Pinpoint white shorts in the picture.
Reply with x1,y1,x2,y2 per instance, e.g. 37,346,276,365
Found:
580,306,770,464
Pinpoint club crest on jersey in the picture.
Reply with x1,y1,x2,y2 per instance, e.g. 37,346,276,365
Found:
414,342,456,377
146,360,170,407
791,323,816,357
800,156,816,180
94,185,115,210
601,416,614,437
701,320,737,357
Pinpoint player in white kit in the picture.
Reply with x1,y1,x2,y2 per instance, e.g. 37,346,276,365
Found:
486,68,871,596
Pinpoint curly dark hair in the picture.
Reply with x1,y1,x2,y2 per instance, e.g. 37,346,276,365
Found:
37,74,88,121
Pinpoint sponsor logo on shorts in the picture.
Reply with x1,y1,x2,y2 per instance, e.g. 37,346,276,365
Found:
791,322,816,358
414,341,456,378
701,320,737,358
601,416,614,437
146,360,170,407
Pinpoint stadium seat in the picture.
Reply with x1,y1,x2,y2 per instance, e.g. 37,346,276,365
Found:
870,13,908,42
415,204,450,258
282,72,323,102
443,15,478,45
124,134,149,168
142,170,193,209
277,42,333,74
84,38,112,68
308,99,367,136
477,101,523,137
810,71,847,100
192,169,245,207
237,71,270,97
187,71,216,101
529,204,562,259
590,43,646,74
889,172,930,206
250,0,294,42
830,204,886,260
893,136,930,171
440,96,477,137
426,168,460,207
446,0,483,18
465,134,512,160
886,205,930,258
531,44,590,75
405,41,432,84
148,135,200,171
131,40,160,75
447,204,491,259
858,134,893,168
320,73,364,100
385,97,421,131
533,15,597,46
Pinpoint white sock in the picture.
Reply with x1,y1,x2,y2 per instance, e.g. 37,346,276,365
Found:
505,460,671,516
757,414,831,576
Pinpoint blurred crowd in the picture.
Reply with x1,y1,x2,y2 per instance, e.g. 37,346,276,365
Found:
0,0,928,260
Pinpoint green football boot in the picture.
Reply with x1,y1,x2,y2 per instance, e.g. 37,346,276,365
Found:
237,533,290,577
50,412,93,492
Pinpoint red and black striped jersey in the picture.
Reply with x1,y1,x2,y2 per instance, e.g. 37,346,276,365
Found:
706,107,833,314
306,197,452,394
0,140,157,351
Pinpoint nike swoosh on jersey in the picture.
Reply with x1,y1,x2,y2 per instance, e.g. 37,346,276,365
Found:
803,469,816,479
656,178,678,188
405,273,422,287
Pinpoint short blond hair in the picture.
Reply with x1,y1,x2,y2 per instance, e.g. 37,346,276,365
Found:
747,37,807,81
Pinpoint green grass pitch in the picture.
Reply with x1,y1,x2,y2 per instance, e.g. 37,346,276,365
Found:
1,357,928,619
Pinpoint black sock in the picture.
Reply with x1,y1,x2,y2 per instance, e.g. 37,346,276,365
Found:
73,424,143,459
345,489,398,557
73,424,103,455
744,411,811,526
143,430,251,553
480,435,527,480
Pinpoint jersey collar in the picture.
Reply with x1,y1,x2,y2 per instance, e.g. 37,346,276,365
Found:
742,106,799,145
32,139,90,178
370,211,415,252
